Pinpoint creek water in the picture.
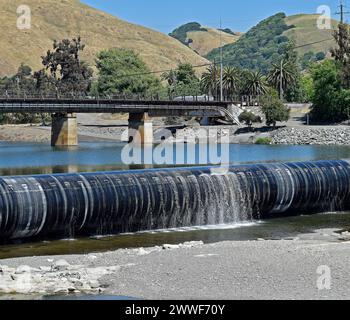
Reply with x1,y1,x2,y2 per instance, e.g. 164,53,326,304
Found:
0,141,350,259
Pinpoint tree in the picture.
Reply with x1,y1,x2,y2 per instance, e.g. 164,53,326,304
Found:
0,64,51,124
175,63,198,85
206,13,291,73
238,111,262,129
243,71,269,96
267,59,296,100
310,60,346,122
162,63,201,97
261,95,290,127
0,64,36,96
223,66,240,99
95,48,162,97
161,70,178,87
200,64,219,99
336,89,350,120
331,23,350,88
41,37,93,95
298,74,314,103
33,69,56,96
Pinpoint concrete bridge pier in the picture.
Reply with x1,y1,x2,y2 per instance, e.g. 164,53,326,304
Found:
128,112,153,144
51,113,78,146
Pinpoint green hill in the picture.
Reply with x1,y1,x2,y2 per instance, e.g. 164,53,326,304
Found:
0,0,209,78
206,13,339,72
170,22,242,56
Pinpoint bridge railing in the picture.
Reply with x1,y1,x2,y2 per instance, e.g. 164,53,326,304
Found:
0,91,261,105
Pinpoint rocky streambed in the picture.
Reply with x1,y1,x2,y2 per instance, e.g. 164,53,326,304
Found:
0,259,119,295
0,241,204,297
271,127,350,146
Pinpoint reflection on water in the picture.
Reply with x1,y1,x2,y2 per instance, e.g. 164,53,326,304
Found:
1,212,350,260
0,141,350,176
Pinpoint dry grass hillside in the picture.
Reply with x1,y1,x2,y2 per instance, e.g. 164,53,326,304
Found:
0,0,209,77
284,14,338,55
187,28,241,56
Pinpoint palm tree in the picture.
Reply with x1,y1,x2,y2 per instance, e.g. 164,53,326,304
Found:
161,70,177,87
267,59,296,100
200,65,220,100
161,70,178,98
223,66,240,100
243,71,269,96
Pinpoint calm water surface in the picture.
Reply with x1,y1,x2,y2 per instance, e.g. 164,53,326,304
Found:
0,141,350,175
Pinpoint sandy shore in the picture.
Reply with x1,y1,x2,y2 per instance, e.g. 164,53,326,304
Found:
1,228,350,300
0,124,126,143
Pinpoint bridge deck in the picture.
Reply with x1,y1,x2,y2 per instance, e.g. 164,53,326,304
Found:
0,98,241,125
0,98,231,113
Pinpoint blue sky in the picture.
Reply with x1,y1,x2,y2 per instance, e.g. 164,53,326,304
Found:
81,0,345,33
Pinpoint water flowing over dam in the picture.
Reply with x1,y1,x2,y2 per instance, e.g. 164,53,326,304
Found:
0,160,350,241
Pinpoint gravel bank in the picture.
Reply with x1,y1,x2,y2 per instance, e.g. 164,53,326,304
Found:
271,127,350,146
1,232,350,300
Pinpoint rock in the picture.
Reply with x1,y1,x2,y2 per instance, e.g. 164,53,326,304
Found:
162,244,180,250
0,262,119,295
39,266,51,272
15,265,32,274
54,288,69,294
52,259,70,271
271,127,350,146
180,241,204,248
134,248,150,256
72,280,84,288
88,280,100,289
67,287,76,293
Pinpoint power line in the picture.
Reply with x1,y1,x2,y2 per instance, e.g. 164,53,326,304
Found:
110,38,334,79
336,0,350,23
293,38,334,49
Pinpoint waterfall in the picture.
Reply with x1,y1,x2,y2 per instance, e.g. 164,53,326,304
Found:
0,160,350,241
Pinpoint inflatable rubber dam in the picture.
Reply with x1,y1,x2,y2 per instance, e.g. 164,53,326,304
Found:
0,160,350,241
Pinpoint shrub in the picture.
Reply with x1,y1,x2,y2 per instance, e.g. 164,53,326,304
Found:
238,111,262,128
255,137,272,145
261,96,290,126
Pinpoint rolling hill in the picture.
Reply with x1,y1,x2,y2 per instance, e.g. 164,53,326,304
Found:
169,22,242,56
284,14,338,55
206,13,340,72
0,0,209,78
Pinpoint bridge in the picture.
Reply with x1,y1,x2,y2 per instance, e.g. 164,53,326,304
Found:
0,97,241,146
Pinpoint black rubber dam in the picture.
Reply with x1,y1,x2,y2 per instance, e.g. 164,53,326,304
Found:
1,160,350,241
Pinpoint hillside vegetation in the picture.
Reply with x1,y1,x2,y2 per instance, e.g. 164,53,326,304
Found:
206,13,339,72
0,0,209,77
207,13,292,73
170,22,241,56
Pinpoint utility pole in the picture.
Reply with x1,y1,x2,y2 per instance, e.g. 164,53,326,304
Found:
220,17,223,102
213,58,217,101
336,0,350,23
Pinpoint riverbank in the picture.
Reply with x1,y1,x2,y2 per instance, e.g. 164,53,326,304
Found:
271,127,350,146
2,121,350,146
1,228,350,300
